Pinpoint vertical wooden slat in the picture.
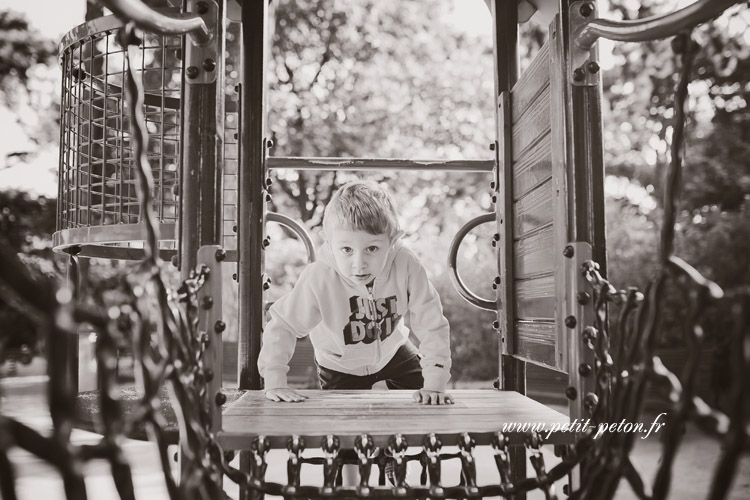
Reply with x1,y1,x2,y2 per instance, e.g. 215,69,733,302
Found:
550,13,570,372
180,0,226,275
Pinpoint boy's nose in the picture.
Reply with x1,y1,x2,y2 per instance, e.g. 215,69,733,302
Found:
352,254,367,270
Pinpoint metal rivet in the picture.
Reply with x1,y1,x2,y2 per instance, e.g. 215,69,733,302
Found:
203,58,216,72
490,181,496,190
563,484,570,495
215,249,226,261
186,66,199,79
579,2,593,17
491,195,497,204
267,139,274,148
232,273,237,281
565,386,577,400
171,255,179,267
493,234,500,242
492,320,500,330
564,315,577,328
214,320,226,334
266,177,274,187
563,245,575,258
263,282,270,291
262,238,270,248
233,225,238,233
494,276,501,285
215,391,227,406
577,291,591,304
265,193,272,202
201,296,214,310
491,240,497,248
584,392,599,411
489,143,496,151
573,67,585,82
587,61,600,74
578,363,592,377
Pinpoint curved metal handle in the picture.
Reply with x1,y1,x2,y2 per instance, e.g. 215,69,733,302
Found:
266,212,316,263
576,0,738,51
100,0,211,45
447,213,496,312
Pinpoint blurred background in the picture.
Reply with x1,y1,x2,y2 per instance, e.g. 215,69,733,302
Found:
1,0,749,403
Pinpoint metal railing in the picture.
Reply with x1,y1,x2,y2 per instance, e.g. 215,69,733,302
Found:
104,0,211,45
574,0,740,51
447,213,496,311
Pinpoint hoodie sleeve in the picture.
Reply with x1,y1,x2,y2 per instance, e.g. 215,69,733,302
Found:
257,266,322,390
405,252,452,392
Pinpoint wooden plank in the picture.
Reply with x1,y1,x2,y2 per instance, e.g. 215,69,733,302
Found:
514,226,554,279
515,274,556,320
550,15,571,374
219,389,572,450
511,41,550,123
515,321,557,368
513,180,553,238
512,85,551,162
513,131,552,200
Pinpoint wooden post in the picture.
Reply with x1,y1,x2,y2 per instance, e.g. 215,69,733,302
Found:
491,0,527,493
179,0,226,279
238,0,269,391
556,0,607,491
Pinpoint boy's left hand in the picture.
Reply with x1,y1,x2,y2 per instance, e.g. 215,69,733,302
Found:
412,389,454,405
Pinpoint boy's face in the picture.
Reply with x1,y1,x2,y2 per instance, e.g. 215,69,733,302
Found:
326,227,392,284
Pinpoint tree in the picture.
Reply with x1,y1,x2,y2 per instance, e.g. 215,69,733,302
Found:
267,0,496,227
0,10,57,168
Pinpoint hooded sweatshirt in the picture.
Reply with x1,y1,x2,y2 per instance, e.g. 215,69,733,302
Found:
258,239,452,392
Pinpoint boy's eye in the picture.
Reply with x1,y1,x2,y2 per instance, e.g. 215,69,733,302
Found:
341,247,353,254
366,246,379,253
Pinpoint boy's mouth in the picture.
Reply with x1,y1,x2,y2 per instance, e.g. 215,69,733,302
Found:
352,274,371,281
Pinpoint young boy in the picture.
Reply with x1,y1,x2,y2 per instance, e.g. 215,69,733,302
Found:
258,180,453,405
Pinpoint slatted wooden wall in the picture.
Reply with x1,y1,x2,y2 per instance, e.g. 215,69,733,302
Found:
500,33,568,372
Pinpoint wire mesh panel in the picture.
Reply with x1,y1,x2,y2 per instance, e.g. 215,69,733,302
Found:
55,16,183,258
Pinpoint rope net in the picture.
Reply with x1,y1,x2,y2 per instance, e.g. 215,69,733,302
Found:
0,11,748,500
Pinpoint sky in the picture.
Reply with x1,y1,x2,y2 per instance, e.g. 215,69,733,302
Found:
0,0,491,196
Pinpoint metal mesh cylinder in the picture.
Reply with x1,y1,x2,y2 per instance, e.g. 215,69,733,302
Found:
54,16,183,259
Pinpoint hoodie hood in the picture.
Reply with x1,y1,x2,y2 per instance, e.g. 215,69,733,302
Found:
317,235,404,289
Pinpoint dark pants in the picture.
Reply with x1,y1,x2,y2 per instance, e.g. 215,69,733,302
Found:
317,341,424,390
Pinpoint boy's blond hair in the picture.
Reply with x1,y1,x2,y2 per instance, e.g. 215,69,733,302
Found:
323,180,401,238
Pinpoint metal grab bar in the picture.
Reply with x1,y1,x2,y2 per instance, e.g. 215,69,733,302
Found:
266,212,316,263
266,157,495,173
100,0,211,45
575,0,739,51
447,213,496,312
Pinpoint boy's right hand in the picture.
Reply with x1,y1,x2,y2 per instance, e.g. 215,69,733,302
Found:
265,388,307,403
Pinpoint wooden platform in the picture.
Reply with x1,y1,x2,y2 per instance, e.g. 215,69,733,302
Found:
218,389,572,450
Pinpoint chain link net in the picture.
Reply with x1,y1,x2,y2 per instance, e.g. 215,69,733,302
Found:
0,9,748,500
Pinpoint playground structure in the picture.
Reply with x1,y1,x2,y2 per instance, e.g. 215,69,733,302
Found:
0,0,748,499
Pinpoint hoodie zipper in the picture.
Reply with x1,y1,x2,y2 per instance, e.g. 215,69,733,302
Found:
366,281,382,365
